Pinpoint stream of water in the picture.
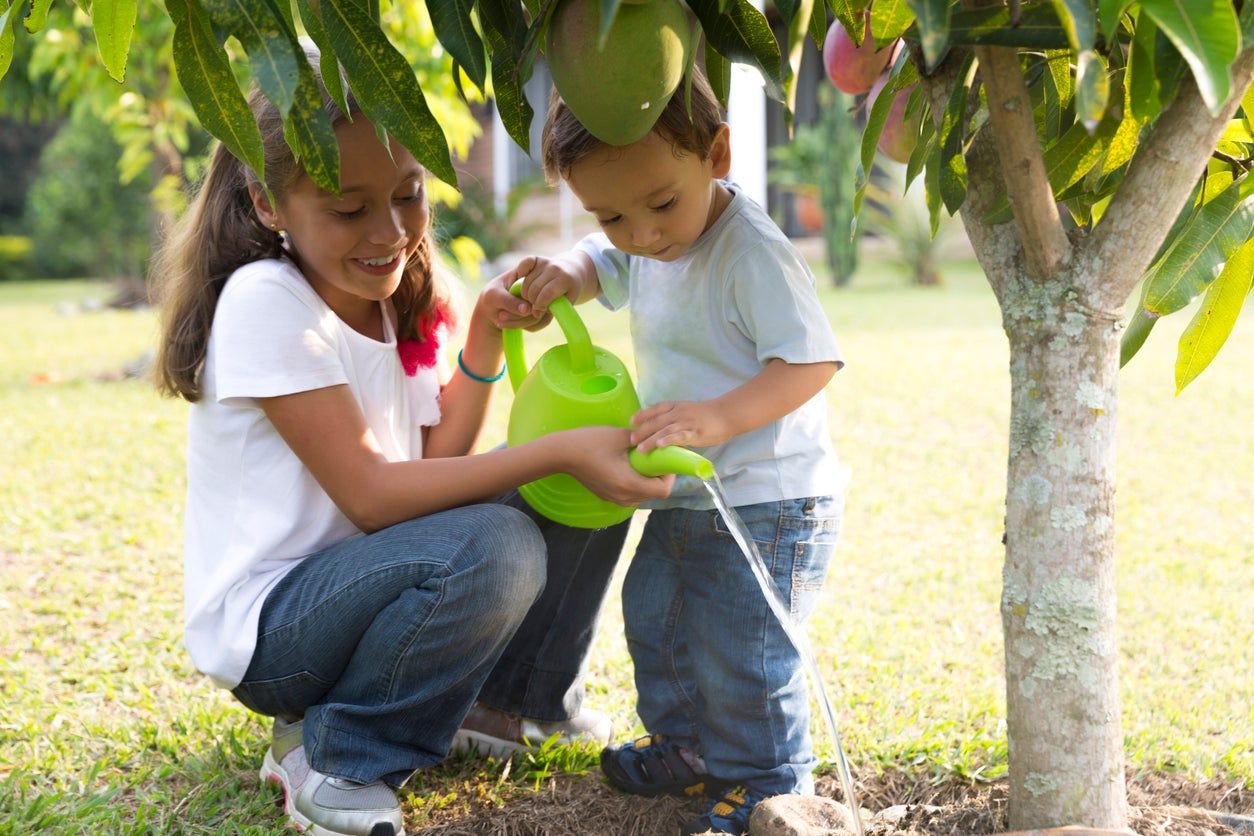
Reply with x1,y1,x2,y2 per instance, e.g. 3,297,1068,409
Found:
702,473,865,836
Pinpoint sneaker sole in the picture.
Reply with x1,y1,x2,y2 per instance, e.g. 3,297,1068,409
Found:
260,751,406,836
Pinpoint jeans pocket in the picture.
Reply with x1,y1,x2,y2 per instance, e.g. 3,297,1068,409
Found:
232,669,333,718
781,497,843,615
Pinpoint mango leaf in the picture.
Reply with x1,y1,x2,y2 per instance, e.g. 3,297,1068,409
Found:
427,0,486,91
1040,49,1073,141
807,0,826,49
853,61,919,213
1099,74,1142,175
687,0,784,101
0,2,16,82
1140,0,1239,114
906,0,949,71
945,4,1069,49
704,41,731,109
203,0,301,116
1126,11,1164,124
1241,1,1253,44
1050,0,1095,52
1142,173,1254,315
1075,49,1109,132
1098,0,1130,39
938,52,975,214
1220,118,1254,144
869,0,912,49
321,0,456,184
479,0,533,153
24,0,53,33
168,0,266,184
781,0,815,128
905,110,936,191
830,0,869,45
1119,305,1158,366
284,60,342,194
294,0,351,117
92,0,138,82
1175,237,1254,392
1242,78,1254,122
924,134,942,237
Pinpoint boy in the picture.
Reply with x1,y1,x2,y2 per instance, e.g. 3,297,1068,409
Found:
505,70,845,836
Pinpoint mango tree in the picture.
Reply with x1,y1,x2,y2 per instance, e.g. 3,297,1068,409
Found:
3,0,1251,830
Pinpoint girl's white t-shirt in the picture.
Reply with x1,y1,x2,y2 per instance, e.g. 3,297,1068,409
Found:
182,258,443,689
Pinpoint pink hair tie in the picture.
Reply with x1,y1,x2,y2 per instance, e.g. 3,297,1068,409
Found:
398,303,453,377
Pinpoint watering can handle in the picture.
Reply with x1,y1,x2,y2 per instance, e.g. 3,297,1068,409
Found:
502,279,596,391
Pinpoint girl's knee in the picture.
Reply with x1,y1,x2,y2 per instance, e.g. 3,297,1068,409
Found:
464,505,546,610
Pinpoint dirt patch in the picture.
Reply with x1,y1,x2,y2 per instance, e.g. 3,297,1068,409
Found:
404,767,1251,835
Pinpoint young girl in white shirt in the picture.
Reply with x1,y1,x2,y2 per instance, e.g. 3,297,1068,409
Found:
152,50,672,836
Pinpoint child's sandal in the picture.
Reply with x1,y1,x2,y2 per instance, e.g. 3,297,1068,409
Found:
600,734,719,798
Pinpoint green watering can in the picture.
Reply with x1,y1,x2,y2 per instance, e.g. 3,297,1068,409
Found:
503,283,713,528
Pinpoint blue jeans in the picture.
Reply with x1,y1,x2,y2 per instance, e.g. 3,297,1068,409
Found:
624,495,842,796
231,492,628,786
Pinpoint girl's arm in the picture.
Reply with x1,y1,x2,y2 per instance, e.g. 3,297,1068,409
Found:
629,359,839,453
260,385,672,533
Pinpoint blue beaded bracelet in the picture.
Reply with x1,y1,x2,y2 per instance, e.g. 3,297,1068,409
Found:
457,349,506,383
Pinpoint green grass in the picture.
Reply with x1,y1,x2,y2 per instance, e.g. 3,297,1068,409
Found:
1,261,1250,832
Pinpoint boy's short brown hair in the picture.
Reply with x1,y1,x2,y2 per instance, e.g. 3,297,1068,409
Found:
540,67,725,181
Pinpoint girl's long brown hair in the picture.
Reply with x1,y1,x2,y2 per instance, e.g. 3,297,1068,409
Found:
152,50,446,402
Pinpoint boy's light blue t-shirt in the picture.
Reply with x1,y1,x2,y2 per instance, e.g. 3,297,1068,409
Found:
575,184,845,510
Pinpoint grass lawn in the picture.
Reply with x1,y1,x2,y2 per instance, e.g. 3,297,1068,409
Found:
1,260,1250,833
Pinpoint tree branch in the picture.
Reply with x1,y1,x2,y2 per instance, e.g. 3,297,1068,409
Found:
1081,47,1254,308
973,43,1072,282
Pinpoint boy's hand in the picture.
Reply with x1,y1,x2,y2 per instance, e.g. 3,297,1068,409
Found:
482,270,552,332
515,253,593,313
630,400,733,454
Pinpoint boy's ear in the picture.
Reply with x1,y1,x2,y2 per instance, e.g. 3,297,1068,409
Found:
248,184,281,230
709,123,732,179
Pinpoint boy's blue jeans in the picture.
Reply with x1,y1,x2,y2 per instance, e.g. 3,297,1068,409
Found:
230,491,628,786
625,495,843,796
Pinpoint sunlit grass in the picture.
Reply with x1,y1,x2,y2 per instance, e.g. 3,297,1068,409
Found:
1,259,1249,832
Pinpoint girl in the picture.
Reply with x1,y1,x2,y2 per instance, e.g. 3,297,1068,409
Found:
152,53,672,836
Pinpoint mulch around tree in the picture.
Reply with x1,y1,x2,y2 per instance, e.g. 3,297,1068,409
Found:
403,767,1251,835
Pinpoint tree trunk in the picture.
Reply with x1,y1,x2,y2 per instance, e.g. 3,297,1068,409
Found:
1000,275,1127,830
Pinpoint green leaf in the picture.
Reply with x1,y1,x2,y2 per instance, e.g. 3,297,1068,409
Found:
1126,11,1162,124
1140,0,1239,114
92,0,138,82
830,0,868,46
1220,118,1254,144
704,41,731,108
1119,305,1158,367
203,0,302,117
427,0,487,91
1175,237,1254,392
24,0,53,33
1242,78,1254,122
1142,173,1254,315
946,4,1069,50
938,52,975,214
869,0,912,48
807,0,826,50
982,119,1115,223
478,0,533,154
905,109,935,191
687,0,784,101
782,0,814,128
168,0,266,184
0,2,16,82
1098,0,1130,39
1075,49,1110,132
294,0,351,117
924,132,942,237
1050,0,1095,52
854,61,919,213
906,0,949,71
320,0,456,185
284,56,342,194
1041,49,1074,140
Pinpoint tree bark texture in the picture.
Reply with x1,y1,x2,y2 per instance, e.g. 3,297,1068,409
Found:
1000,279,1128,830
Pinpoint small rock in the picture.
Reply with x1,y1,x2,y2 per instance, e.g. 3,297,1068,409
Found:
871,804,943,826
749,794,857,835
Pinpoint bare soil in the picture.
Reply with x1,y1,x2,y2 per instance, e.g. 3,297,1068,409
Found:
405,768,1251,835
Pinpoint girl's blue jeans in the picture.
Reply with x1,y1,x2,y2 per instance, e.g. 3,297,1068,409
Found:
624,495,843,796
230,491,628,786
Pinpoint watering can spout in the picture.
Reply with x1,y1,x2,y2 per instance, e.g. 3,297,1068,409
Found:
630,446,715,480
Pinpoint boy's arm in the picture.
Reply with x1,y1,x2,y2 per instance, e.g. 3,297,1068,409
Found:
630,358,839,453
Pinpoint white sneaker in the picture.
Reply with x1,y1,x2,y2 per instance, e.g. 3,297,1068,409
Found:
450,701,613,758
260,718,405,836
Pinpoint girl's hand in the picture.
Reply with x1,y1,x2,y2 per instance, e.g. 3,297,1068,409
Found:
559,426,675,505
481,270,551,332
515,254,591,314
630,400,732,454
